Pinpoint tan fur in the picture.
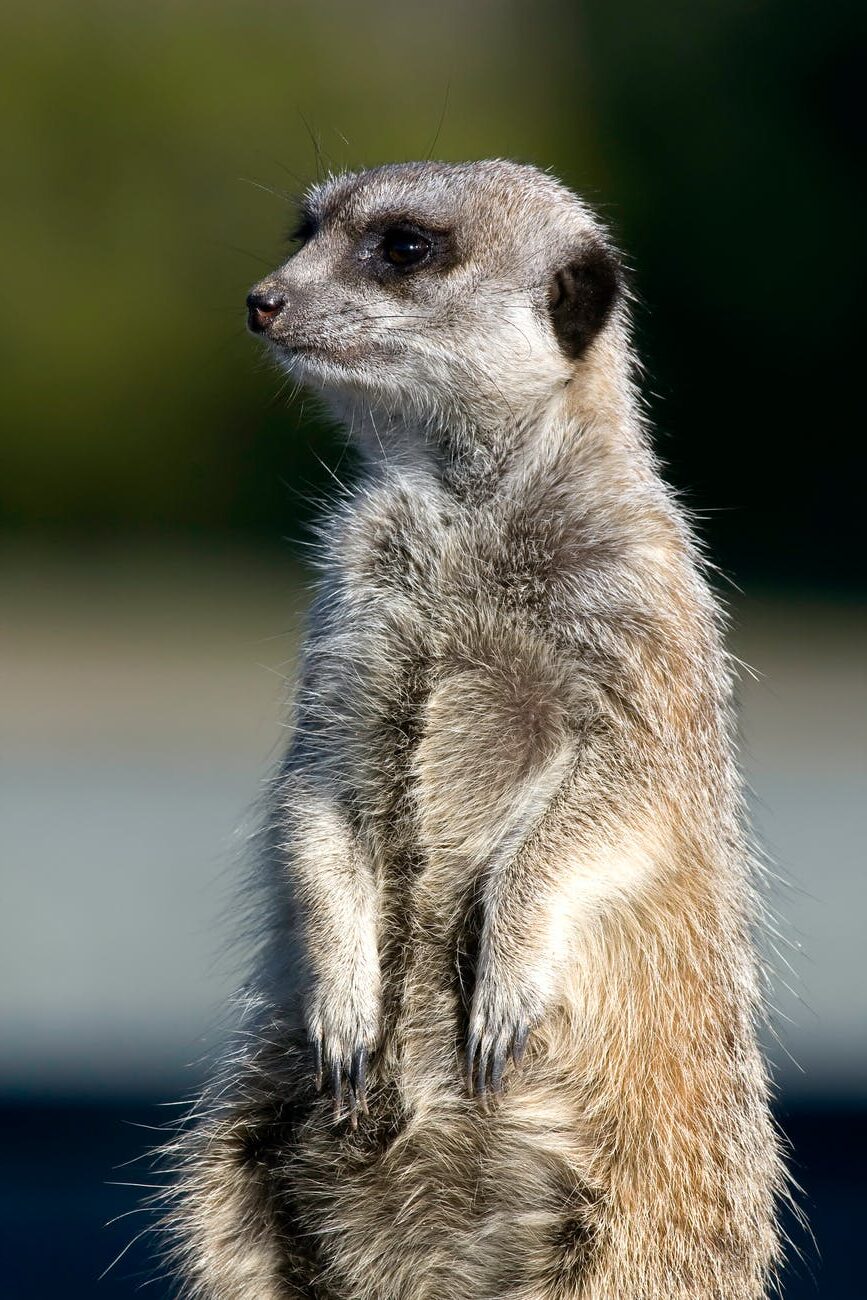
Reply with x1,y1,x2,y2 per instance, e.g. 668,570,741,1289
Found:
159,160,786,1298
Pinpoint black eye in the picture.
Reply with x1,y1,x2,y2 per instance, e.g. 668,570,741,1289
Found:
382,227,432,269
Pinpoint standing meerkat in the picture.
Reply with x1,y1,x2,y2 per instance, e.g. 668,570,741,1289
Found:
163,160,786,1299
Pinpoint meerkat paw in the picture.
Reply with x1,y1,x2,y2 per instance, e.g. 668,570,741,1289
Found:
465,964,544,1105
306,987,379,1128
310,1034,370,1128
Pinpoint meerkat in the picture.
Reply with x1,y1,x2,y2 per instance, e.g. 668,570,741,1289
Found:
161,160,786,1299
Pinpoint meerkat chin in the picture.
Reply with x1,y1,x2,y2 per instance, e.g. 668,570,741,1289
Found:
161,159,787,1300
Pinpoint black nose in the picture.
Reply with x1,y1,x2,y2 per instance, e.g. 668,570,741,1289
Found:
246,291,286,334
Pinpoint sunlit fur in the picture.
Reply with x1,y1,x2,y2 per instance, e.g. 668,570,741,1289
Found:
159,161,786,1298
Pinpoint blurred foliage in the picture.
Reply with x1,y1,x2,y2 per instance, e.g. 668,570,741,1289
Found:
0,0,863,583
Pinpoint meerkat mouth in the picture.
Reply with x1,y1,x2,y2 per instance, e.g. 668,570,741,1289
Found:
271,340,334,365
274,341,372,385
275,338,393,376
274,340,325,355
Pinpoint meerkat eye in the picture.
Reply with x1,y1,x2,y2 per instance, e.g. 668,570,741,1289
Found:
382,227,432,269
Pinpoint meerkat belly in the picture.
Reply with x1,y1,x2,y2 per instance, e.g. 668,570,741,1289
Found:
343,595,579,1100
285,644,605,1299
329,507,584,1104
290,1091,599,1300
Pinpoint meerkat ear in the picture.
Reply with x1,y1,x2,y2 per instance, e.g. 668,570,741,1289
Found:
547,243,621,360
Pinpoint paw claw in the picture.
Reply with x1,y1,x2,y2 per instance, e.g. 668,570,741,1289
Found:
330,1059,343,1120
513,1023,530,1068
465,1032,479,1095
490,1043,506,1095
350,1044,368,1114
311,1037,324,1091
476,1041,492,1104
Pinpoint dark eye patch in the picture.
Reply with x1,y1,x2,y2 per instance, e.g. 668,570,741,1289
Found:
288,210,318,246
363,216,458,281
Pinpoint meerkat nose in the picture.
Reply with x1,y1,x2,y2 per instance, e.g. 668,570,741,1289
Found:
246,290,287,334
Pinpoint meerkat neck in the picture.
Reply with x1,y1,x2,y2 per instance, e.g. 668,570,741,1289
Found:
334,334,654,509
330,394,533,501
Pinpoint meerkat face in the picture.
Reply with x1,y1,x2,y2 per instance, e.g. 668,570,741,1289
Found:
246,160,621,429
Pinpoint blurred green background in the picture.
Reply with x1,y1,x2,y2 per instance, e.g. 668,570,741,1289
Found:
1,1,864,1296
2,0,863,580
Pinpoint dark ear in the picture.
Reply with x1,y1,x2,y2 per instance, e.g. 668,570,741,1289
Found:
547,242,621,360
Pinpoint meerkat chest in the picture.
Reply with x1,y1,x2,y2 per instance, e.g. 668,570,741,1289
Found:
330,480,582,679
336,478,444,614
323,486,582,848
342,484,574,609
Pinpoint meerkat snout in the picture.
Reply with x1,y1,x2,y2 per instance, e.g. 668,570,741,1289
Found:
246,289,287,334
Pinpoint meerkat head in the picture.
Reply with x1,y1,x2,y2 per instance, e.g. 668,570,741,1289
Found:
247,160,623,436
